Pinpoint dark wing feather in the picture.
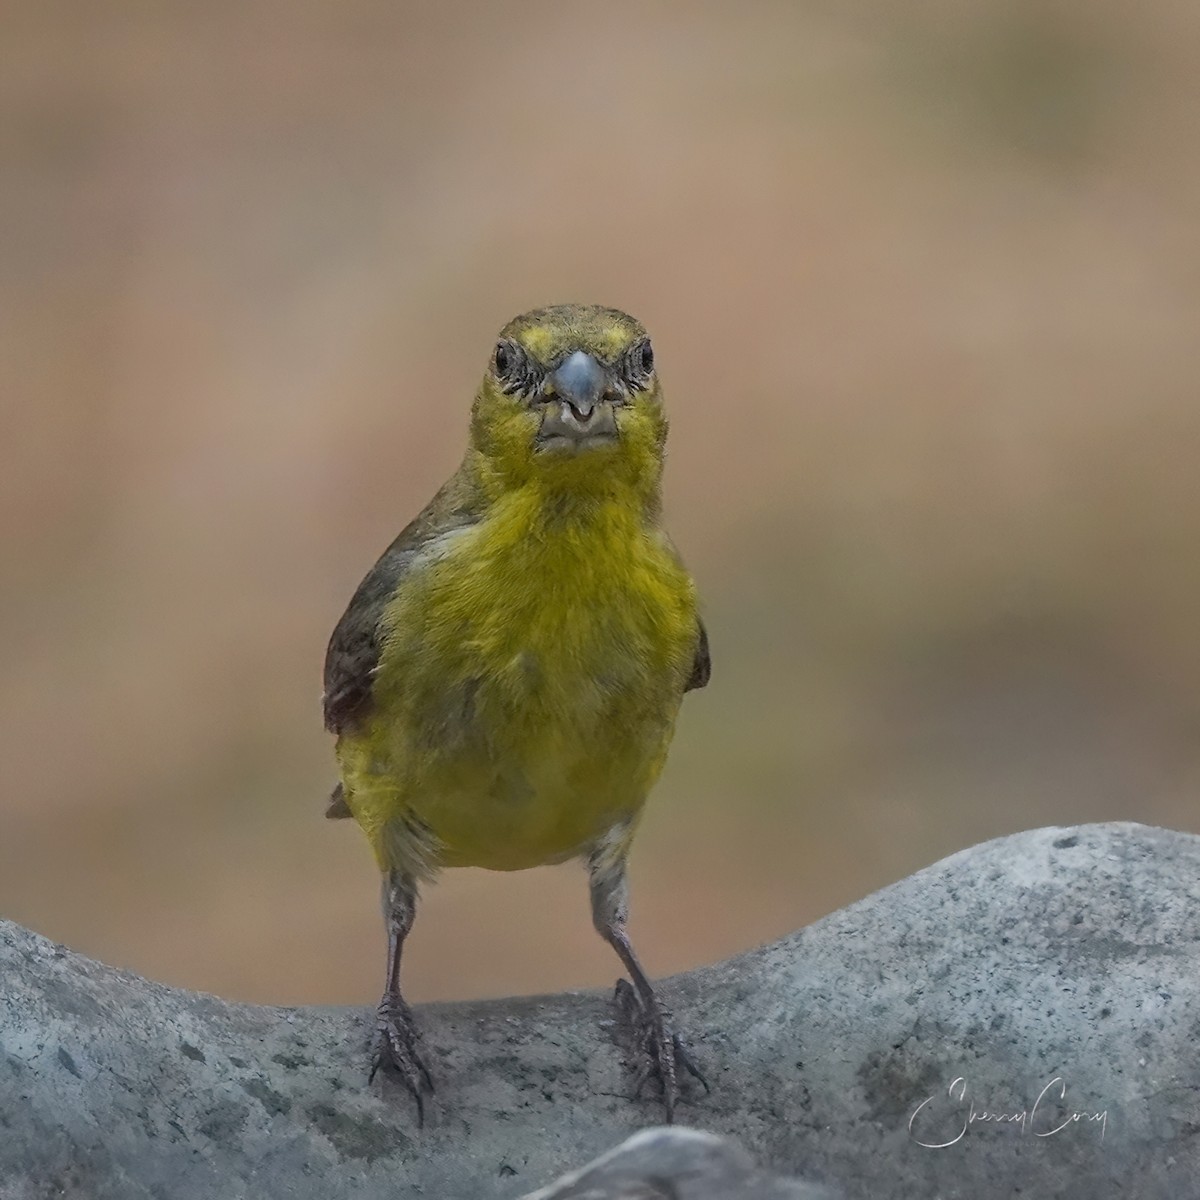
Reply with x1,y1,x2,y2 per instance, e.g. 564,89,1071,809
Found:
323,478,478,735
685,618,711,692
322,531,419,733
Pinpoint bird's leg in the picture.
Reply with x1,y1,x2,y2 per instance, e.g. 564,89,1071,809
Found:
370,869,433,1119
588,845,708,1122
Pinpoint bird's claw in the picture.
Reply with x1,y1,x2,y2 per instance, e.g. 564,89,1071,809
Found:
369,992,434,1122
613,977,707,1122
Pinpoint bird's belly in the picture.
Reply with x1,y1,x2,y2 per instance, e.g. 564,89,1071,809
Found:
342,512,698,873
393,659,678,870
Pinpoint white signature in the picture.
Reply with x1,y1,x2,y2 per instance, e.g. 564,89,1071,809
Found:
909,1076,1108,1148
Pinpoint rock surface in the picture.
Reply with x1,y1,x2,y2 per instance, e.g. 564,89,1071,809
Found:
520,1127,837,1199
1,822,1198,1199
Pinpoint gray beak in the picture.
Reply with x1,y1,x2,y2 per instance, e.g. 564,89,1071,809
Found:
537,350,619,449
548,350,607,420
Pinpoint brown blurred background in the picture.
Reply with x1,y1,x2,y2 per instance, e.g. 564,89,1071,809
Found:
3,0,1198,1006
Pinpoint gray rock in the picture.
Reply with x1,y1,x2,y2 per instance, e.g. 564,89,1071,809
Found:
0,822,1197,1199
519,1127,838,1198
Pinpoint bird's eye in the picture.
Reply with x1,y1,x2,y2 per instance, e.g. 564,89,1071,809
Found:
624,338,655,388
492,340,537,395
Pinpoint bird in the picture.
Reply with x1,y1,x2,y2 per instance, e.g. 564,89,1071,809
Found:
323,303,710,1122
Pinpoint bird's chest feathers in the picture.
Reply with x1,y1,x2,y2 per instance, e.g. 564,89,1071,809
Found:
378,489,695,735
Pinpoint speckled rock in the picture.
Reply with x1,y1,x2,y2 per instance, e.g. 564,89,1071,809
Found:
1,823,1197,1199
519,1127,838,1198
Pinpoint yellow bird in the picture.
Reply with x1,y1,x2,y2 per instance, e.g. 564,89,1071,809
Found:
323,304,710,1121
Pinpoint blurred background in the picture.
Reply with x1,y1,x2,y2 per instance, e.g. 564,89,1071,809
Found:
3,0,1198,1005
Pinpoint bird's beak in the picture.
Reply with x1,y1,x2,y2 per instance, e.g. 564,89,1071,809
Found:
536,350,619,450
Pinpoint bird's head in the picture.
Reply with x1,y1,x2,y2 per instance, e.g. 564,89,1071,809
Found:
469,305,667,500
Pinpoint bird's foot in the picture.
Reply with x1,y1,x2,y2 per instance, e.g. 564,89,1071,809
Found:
369,990,434,1122
613,977,708,1122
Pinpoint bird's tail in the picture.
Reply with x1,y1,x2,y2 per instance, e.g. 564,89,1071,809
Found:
325,782,352,819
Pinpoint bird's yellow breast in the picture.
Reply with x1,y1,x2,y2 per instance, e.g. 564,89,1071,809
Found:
337,481,698,873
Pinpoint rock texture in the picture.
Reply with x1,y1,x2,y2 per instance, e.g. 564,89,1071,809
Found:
1,823,1198,1199
521,1127,837,1199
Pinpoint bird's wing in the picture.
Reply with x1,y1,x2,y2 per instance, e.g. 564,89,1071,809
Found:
656,531,710,694
323,476,479,735
685,618,711,692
